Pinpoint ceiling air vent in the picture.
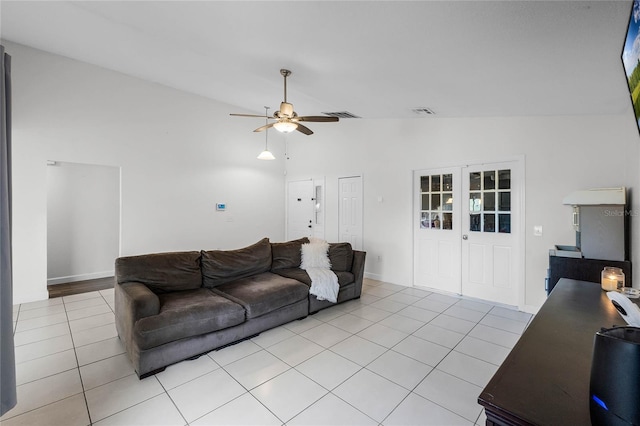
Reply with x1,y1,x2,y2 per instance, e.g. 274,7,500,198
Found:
322,111,361,119
411,107,435,116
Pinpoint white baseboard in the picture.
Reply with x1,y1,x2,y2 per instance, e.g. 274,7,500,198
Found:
47,270,114,286
364,272,383,281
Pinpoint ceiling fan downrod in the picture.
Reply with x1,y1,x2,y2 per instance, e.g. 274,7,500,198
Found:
280,69,291,104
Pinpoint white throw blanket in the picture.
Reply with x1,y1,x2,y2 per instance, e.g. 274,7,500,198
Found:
306,267,339,303
300,239,339,303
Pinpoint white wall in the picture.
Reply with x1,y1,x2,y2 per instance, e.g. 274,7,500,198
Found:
7,41,287,304
284,115,640,310
8,40,640,310
46,161,120,284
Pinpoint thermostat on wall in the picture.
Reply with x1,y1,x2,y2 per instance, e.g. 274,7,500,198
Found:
216,203,226,211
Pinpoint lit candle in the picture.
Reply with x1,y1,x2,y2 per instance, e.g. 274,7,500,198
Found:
601,275,618,291
601,267,625,291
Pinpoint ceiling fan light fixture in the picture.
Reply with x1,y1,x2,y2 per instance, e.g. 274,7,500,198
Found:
273,121,298,133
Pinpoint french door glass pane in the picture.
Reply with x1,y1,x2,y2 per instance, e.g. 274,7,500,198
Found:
470,193,481,212
431,194,441,210
431,175,441,191
470,172,481,191
499,214,511,233
499,192,511,211
432,214,441,229
422,194,430,210
443,193,453,211
498,169,511,189
484,192,495,211
470,214,481,232
421,176,430,192
421,212,430,229
443,174,453,191
484,214,496,232
484,171,496,190
443,213,453,229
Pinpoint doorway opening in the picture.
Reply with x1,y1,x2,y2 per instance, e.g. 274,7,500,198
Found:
46,161,120,295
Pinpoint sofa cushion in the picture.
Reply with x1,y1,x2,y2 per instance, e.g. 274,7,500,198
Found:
273,268,355,288
328,243,354,272
213,272,309,319
115,251,202,294
134,288,245,350
271,238,309,270
201,238,272,288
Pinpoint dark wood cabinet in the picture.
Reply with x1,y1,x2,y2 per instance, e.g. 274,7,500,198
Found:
478,279,627,425
547,255,631,294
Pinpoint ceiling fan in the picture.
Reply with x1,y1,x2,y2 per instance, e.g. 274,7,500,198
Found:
230,69,339,136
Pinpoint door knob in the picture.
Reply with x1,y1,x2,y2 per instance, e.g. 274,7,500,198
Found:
462,234,468,240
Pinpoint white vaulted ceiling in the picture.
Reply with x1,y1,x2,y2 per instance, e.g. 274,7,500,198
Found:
0,1,634,119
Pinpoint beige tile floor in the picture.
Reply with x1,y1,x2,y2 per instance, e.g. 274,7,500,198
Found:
3,278,533,425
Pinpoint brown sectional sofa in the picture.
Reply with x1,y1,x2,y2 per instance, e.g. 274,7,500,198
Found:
114,238,366,378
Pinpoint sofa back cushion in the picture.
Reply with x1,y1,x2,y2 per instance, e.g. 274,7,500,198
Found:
271,237,309,270
201,238,272,288
115,251,202,294
328,242,354,272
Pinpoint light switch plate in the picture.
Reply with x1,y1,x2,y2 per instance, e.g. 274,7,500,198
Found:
533,225,543,237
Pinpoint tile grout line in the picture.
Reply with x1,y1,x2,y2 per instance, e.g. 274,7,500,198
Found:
7,280,533,425
62,294,95,426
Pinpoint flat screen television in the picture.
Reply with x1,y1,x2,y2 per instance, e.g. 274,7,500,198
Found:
622,0,640,135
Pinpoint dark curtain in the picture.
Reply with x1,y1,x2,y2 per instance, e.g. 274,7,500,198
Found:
0,44,16,416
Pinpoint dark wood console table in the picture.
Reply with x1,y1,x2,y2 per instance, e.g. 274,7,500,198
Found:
478,278,627,425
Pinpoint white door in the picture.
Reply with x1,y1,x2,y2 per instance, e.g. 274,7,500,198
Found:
287,179,314,240
413,168,462,294
338,176,363,250
461,162,521,305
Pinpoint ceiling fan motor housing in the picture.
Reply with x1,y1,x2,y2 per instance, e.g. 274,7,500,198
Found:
278,102,295,118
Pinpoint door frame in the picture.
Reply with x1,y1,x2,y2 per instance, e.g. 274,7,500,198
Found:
412,156,525,308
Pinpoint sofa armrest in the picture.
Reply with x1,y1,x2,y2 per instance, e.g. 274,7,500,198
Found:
114,282,160,348
351,250,367,297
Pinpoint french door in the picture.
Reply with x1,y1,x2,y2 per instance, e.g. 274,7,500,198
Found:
414,160,522,306
461,163,520,305
413,168,462,294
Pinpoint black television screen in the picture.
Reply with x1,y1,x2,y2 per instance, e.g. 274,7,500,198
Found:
622,0,640,134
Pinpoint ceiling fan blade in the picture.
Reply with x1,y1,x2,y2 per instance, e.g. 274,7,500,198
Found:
230,113,273,118
295,123,314,135
253,122,276,133
294,116,339,122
